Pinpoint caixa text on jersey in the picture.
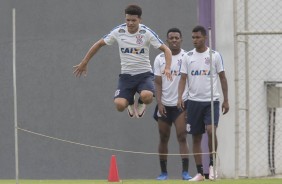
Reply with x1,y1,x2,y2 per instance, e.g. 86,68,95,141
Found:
120,48,145,54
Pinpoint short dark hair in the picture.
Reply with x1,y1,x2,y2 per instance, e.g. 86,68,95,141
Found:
125,4,142,17
167,28,182,38
192,25,207,36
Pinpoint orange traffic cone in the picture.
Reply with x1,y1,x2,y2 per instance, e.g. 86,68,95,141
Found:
108,155,120,182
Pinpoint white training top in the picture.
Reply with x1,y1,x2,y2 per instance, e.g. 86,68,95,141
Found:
103,23,163,75
181,48,225,102
154,49,189,106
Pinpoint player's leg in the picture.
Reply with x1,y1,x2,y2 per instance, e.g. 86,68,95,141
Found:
204,101,220,180
136,71,155,104
139,90,154,104
206,124,218,180
136,72,155,117
192,134,203,171
205,101,220,162
175,112,188,157
114,74,136,113
206,125,217,166
154,105,171,180
157,120,170,179
186,100,205,181
189,134,205,181
114,98,129,112
173,108,192,180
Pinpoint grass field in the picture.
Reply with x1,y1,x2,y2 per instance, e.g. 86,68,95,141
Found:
0,179,281,184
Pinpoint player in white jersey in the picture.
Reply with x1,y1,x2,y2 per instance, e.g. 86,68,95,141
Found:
178,25,229,181
73,4,172,118
153,28,191,180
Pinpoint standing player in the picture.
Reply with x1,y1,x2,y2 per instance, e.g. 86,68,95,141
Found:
178,25,229,181
73,4,172,118
154,28,191,180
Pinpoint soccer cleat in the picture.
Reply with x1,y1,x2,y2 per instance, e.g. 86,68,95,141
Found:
127,104,135,118
189,173,205,181
182,171,192,180
209,165,218,180
156,172,168,180
135,102,146,118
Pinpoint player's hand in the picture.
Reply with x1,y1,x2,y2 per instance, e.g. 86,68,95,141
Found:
177,99,184,111
73,61,88,77
222,100,229,114
158,103,167,117
164,68,172,81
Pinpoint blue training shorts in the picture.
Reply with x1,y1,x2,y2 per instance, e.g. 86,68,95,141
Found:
186,100,220,135
114,71,155,104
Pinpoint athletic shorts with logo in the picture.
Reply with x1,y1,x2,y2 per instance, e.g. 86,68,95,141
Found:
186,100,220,134
114,71,155,104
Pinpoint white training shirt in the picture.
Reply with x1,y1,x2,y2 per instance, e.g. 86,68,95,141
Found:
181,48,225,101
154,49,189,106
103,23,163,75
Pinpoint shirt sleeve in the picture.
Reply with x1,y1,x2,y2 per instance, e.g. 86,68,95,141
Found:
215,52,225,73
103,29,117,45
148,31,163,49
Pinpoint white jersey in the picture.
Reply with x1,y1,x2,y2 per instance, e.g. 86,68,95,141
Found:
103,23,163,75
154,49,189,106
181,48,225,101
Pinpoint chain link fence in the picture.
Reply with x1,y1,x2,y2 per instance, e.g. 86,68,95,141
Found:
234,0,282,178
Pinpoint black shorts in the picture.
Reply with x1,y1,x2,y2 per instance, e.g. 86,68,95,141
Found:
114,72,155,104
153,102,187,126
186,100,220,135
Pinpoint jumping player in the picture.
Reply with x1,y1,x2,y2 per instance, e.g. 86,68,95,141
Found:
73,4,172,118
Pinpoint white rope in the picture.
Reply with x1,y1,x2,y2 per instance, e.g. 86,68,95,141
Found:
17,127,216,156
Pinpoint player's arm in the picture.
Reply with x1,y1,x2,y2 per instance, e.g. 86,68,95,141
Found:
154,75,166,117
219,71,229,114
154,76,162,105
158,44,172,81
177,73,187,110
73,39,107,77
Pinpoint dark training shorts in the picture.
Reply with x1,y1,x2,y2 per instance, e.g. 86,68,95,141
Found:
114,71,155,104
153,102,187,126
186,100,220,135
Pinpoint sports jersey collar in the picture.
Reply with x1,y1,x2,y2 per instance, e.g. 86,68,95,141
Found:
194,47,209,54
126,24,141,35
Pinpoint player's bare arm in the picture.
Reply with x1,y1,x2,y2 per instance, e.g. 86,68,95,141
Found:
158,44,172,81
177,73,187,110
154,75,166,117
73,39,106,77
219,71,229,114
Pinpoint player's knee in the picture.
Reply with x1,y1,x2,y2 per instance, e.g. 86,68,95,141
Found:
140,91,153,104
115,105,125,112
177,133,187,143
160,135,169,143
114,98,127,112
192,134,202,144
206,125,217,136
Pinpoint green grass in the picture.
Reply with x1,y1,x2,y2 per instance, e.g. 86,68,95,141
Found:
0,179,281,184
